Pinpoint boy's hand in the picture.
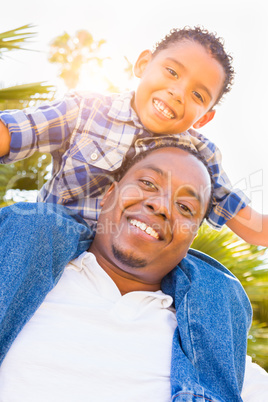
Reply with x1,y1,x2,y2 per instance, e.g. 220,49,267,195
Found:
0,120,11,157
226,205,268,247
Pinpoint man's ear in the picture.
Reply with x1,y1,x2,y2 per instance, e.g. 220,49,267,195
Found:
133,50,153,78
100,182,117,207
193,109,216,129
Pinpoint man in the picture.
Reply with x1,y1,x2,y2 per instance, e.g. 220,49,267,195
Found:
0,143,254,401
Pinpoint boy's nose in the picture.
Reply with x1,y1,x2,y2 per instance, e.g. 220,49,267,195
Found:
168,84,185,103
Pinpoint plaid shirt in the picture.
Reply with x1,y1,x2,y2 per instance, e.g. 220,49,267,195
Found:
0,91,249,229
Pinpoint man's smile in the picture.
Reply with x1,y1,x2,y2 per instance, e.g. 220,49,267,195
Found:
129,218,160,239
153,99,175,120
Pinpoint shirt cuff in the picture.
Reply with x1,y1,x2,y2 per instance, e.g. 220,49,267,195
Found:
207,190,251,230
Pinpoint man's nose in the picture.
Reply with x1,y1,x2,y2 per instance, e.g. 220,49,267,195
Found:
144,193,171,220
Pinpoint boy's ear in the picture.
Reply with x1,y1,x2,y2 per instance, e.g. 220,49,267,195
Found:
193,110,216,129
134,50,153,78
100,182,117,207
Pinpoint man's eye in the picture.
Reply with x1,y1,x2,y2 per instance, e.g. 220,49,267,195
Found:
176,203,193,216
139,180,157,190
193,91,204,103
167,68,178,78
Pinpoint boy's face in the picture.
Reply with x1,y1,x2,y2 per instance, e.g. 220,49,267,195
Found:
132,40,225,134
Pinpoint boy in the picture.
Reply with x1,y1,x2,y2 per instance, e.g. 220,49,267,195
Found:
0,26,267,246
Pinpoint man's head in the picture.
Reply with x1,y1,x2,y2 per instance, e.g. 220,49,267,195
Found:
89,142,213,293
132,26,234,135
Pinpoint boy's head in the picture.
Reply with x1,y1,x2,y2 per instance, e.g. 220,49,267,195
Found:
132,26,234,135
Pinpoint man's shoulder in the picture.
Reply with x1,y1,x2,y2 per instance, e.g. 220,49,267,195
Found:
185,248,233,277
165,248,239,288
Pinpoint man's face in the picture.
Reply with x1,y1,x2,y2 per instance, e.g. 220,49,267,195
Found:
132,40,225,134
90,147,211,289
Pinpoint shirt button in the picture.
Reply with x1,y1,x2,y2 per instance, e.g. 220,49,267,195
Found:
90,152,98,161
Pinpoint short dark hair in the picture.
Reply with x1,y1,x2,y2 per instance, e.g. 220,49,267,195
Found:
152,26,234,106
115,139,215,222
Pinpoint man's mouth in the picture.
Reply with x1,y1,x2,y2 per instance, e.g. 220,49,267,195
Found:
130,219,160,240
153,99,175,120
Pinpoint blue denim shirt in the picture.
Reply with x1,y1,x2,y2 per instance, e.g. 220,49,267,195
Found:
0,203,252,401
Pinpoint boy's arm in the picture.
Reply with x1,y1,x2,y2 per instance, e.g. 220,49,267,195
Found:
226,205,268,247
0,93,82,164
0,121,10,157
187,130,267,246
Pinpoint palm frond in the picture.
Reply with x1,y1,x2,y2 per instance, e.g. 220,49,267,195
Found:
248,321,268,370
191,224,267,290
0,24,37,54
0,82,55,102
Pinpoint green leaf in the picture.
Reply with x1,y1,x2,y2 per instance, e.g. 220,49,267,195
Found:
0,82,55,101
0,24,37,54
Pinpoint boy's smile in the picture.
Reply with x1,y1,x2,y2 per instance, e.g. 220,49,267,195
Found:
132,40,225,134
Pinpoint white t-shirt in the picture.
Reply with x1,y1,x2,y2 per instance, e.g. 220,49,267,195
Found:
0,252,267,401
241,355,268,401
0,252,177,402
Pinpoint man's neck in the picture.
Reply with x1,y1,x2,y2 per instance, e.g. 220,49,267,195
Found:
88,247,161,295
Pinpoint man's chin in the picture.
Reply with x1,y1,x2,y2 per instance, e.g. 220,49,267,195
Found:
112,244,147,268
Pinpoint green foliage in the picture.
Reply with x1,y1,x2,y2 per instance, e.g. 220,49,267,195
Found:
48,30,107,89
192,224,268,370
0,24,54,204
0,24,37,54
248,321,268,371
0,153,51,206
0,24,55,108
192,225,268,295
0,83,54,108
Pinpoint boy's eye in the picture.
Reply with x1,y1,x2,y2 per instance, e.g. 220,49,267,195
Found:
193,91,204,103
166,68,178,78
139,179,157,190
176,202,194,217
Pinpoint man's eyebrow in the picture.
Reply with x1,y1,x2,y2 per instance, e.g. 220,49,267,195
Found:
141,166,202,202
142,165,165,177
165,57,212,100
178,185,202,203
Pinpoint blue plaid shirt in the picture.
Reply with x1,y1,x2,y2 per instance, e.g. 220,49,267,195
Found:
0,91,249,229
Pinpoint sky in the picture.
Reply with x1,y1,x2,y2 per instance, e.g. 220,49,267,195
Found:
1,0,268,213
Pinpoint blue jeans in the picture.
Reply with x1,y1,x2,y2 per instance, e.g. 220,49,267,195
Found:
0,202,252,401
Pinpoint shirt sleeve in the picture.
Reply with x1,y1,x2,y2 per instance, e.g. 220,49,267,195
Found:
0,93,82,164
188,129,250,230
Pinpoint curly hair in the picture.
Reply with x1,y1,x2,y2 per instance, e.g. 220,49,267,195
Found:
115,139,215,223
152,26,234,106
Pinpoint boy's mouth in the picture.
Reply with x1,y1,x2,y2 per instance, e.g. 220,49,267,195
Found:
153,99,175,120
